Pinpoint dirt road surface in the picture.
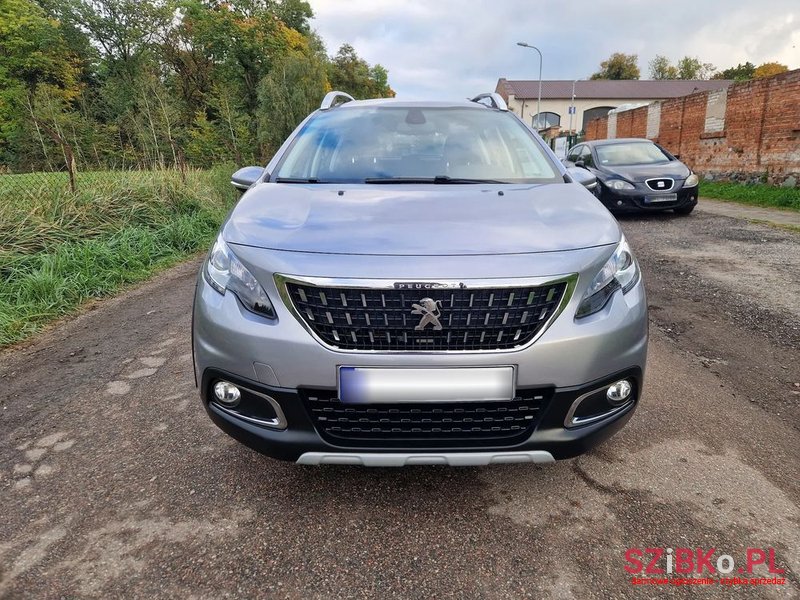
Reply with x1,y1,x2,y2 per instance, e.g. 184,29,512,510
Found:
1,201,798,599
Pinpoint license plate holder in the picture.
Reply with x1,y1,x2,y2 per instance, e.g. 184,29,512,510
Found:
644,193,678,203
338,366,515,404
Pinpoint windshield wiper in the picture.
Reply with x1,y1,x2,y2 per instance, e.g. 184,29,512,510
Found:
274,177,328,183
364,176,504,184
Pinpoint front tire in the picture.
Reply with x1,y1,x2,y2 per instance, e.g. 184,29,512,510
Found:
674,203,695,215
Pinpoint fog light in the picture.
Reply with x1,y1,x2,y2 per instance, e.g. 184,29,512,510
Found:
213,381,241,406
606,380,632,405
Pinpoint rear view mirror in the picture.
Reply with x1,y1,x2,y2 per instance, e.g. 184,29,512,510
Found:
566,167,597,191
231,166,266,193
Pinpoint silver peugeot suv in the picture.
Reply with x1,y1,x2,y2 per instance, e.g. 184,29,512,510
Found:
192,92,648,466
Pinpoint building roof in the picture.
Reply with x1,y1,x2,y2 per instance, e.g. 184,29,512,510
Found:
495,78,733,100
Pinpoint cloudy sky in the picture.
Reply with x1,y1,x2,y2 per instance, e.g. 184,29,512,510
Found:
310,0,799,99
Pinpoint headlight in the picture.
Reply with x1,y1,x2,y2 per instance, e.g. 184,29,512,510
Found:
576,235,640,318
606,179,635,190
684,172,699,187
204,234,276,318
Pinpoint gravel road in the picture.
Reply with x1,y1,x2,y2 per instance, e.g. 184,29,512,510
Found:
1,200,798,599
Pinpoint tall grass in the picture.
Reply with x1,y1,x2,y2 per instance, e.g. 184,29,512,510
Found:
701,181,800,211
0,167,237,347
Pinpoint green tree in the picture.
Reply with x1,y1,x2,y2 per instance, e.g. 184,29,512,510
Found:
754,62,789,79
37,0,99,87
173,1,301,121
160,1,217,128
676,56,715,80
649,55,678,80
0,0,81,168
590,52,640,80
38,0,175,168
258,51,328,156
649,55,716,80
274,0,314,34
713,62,756,81
369,64,391,94
0,0,393,171
0,0,80,92
49,0,171,76
328,43,395,98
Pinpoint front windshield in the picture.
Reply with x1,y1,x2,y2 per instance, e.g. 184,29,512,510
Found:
274,106,561,183
595,142,672,166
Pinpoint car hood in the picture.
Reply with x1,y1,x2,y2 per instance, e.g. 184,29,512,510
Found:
598,162,690,182
222,182,620,256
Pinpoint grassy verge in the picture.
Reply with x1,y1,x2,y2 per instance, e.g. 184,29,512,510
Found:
0,167,237,347
700,181,800,211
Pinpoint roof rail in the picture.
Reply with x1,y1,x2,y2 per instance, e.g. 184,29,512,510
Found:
470,93,508,111
320,91,355,110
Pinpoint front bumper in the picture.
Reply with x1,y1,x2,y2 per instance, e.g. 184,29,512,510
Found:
599,183,698,212
200,366,642,463
193,250,648,464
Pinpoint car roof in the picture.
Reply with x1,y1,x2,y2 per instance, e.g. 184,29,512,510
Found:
584,138,656,147
330,98,491,110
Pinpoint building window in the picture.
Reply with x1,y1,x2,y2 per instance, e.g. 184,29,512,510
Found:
532,112,561,129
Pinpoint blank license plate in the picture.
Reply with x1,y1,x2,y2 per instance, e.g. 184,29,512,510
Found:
645,193,678,203
338,366,515,404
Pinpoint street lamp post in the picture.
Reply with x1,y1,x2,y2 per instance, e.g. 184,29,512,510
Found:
516,42,542,130
568,79,577,135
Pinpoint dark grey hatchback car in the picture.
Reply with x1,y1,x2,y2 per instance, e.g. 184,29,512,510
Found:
563,138,699,214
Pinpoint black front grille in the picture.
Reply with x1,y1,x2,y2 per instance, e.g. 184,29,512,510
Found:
285,281,568,351
301,389,552,447
645,178,674,192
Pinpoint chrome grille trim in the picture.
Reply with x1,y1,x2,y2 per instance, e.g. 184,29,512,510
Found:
644,177,675,192
275,274,578,354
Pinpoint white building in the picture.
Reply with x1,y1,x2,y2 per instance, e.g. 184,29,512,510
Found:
495,78,733,133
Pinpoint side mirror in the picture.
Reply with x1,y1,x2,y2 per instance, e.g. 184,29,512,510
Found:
673,154,680,160
566,166,598,192
574,159,586,169
231,166,266,193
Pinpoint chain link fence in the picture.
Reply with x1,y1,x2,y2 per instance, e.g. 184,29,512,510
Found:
0,166,192,201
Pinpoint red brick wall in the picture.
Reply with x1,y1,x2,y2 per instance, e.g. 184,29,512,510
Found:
616,110,633,138
656,97,684,151
593,117,605,140
583,69,800,184
711,76,770,173
584,116,608,140
608,106,649,138
584,116,603,141
760,71,800,179
586,118,603,139
674,92,707,162
630,107,647,138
